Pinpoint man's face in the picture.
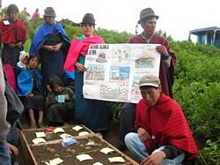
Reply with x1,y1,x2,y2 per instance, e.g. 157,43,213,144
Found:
140,85,161,106
141,17,157,36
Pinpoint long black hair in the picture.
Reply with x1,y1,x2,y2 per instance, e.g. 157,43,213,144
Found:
48,74,64,92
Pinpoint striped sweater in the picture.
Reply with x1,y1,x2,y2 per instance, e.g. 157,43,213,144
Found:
135,94,198,160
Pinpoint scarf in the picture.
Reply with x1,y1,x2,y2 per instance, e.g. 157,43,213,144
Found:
64,36,105,72
0,18,27,44
29,22,70,55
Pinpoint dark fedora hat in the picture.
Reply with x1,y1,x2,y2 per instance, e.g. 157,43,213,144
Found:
81,13,96,25
138,8,159,24
44,7,56,17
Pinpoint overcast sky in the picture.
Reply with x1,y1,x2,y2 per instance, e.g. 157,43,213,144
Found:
2,0,220,41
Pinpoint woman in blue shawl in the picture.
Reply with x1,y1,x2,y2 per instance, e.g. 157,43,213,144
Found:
29,7,70,94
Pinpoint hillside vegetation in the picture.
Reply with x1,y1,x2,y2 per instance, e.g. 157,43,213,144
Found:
1,10,220,164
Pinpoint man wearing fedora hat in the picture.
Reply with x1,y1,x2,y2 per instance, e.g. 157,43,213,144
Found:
131,7,176,97
117,8,177,151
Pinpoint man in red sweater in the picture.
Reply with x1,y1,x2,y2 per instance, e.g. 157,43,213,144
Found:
125,75,198,165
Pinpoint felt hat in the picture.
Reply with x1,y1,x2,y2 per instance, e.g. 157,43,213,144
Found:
81,13,96,25
139,75,160,88
44,7,56,17
7,4,19,15
138,8,159,24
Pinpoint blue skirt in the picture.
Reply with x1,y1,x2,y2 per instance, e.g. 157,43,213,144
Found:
75,70,110,132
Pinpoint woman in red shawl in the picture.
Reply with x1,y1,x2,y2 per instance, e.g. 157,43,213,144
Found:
125,75,198,165
64,13,110,134
0,4,27,67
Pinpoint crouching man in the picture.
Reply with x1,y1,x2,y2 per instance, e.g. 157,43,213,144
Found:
125,75,198,165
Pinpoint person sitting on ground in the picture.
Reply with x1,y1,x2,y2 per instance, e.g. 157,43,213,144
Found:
46,75,75,126
124,75,198,165
16,55,44,128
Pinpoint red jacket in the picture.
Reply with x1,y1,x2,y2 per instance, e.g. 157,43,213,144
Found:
135,94,198,160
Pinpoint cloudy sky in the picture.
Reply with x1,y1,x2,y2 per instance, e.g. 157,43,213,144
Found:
2,0,220,41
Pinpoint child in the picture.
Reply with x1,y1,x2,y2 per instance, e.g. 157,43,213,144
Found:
46,75,75,126
16,55,44,128
17,50,29,69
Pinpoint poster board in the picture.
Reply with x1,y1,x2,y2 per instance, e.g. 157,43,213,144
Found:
83,44,160,103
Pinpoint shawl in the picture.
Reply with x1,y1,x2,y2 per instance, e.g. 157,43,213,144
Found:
135,94,198,160
16,67,43,96
0,18,27,44
3,64,17,92
128,34,176,98
29,22,70,55
64,36,105,72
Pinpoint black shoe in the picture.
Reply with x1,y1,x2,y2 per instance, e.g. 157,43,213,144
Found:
116,141,127,151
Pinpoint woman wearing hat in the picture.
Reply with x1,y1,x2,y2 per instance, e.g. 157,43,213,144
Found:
64,13,110,134
117,8,177,151
0,4,27,67
29,7,70,94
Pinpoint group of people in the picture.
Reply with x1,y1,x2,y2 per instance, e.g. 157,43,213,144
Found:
21,7,40,20
0,3,199,165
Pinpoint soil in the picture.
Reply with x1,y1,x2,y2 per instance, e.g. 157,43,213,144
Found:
17,120,138,165
17,116,205,165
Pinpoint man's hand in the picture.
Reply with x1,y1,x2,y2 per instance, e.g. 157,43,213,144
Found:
140,151,166,165
137,127,151,142
156,45,168,57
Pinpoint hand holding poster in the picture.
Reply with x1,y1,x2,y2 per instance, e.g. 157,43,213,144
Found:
83,44,161,103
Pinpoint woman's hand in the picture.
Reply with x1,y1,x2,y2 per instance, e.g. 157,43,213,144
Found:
75,62,87,72
53,43,62,52
41,45,55,52
16,42,22,48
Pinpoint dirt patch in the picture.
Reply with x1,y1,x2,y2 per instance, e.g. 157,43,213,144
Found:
20,124,138,165
22,125,92,145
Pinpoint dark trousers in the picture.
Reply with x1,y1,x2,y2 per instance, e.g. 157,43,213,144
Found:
118,103,136,148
